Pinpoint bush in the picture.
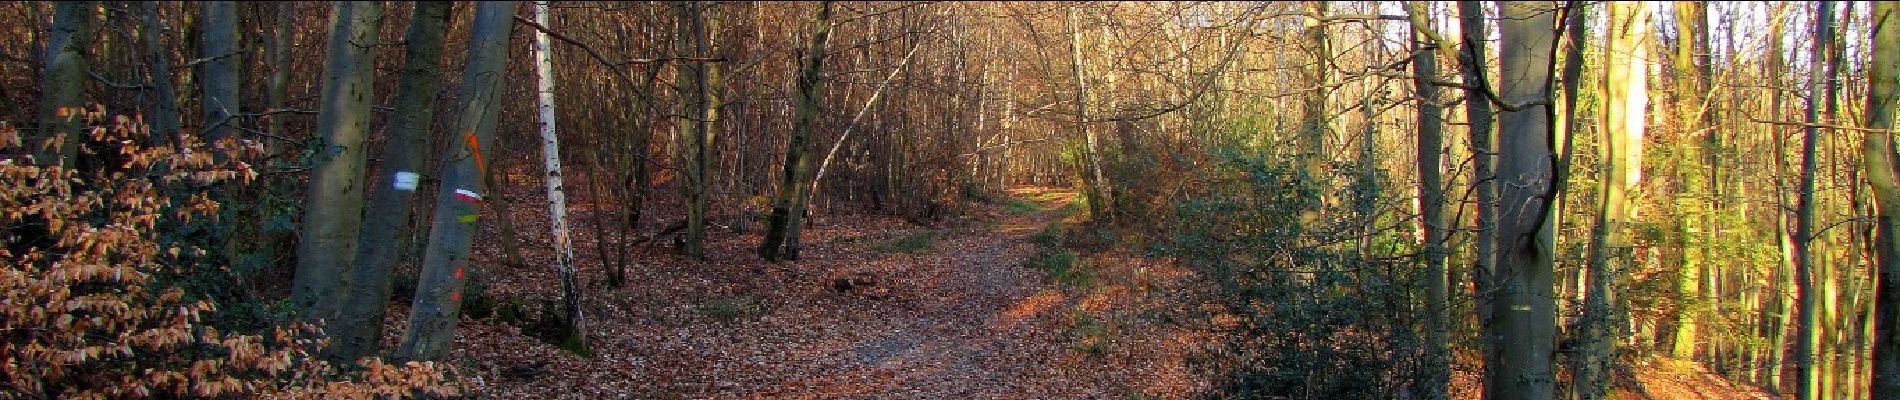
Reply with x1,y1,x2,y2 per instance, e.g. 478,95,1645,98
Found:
0,109,454,398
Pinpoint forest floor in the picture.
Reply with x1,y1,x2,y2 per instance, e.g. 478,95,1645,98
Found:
381,186,1219,399
373,178,1778,399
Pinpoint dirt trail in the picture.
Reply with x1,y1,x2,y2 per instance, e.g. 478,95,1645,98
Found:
446,187,1203,399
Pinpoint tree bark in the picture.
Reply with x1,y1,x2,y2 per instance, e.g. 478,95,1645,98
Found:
1069,4,1110,221
141,1,179,144
675,0,711,259
291,0,382,323
1483,2,1559,399
1793,3,1834,400
198,1,239,142
530,0,587,354
1862,2,1900,397
1671,0,1713,361
330,0,451,363
1578,3,1648,398
34,1,91,167
1456,0,1497,323
1405,3,1449,398
759,1,831,262
393,0,517,362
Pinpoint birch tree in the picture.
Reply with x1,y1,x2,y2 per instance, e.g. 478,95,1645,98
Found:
530,0,587,354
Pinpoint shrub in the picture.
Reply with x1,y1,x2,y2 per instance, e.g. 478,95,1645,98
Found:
0,109,454,398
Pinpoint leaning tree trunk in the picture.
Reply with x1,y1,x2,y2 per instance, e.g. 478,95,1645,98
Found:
1404,2,1449,398
394,0,517,362
290,0,382,323
33,1,90,167
1068,4,1110,220
530,0,587,354
759,1,831,262
1794,3,1835,400
330,0,451,362
1577,3,1648,399
1863,2,1899,398
141,1,179,144
1484,2,1559,399
199,1,239,142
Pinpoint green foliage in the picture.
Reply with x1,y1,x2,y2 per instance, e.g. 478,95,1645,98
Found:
1069,311,1113,357
873,230,937,253
1031,222,1066,246
1001,197,1044,214
1023,247,1093,289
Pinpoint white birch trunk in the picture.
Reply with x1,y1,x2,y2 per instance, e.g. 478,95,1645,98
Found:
532,0,586,352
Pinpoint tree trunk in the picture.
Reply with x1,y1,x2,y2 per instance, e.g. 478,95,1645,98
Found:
530,0,587,354
393,0,517,362
1069,4,1110,221
1862,2,1900,397
1302,1,1332,178
1405,3,1449,398
1670,0,1714,361
329,0,451,362
1578,3,1648,398
759,1,831,262
1484,2,1559,399
1793,3,1834,400
1456,0,1497,320
674,0,711,259
291,0,382,323
141,1,179,143
198,1,239,142
34,1,90,167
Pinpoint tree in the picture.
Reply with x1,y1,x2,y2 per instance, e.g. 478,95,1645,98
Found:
199,1,238,142
1069,3,1110,220
141,1,179,143
1863,2,1899,397
330,0,452,362
290,0,382,322
1456,0,1497,314
1404,2,1449,398
33,1,90,167
676,0,712,259
1577,2,1648,398
1793,3,1835,399
759,1,832,262
394,0,518,361
1483,2,1559,399
530,0,587,354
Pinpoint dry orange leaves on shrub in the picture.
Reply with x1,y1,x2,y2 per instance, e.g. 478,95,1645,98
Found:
0,108,453,399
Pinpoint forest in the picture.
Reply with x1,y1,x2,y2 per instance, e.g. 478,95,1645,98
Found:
0,0,1896,399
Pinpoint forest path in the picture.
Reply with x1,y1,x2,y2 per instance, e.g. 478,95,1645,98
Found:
451,186,1208,399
